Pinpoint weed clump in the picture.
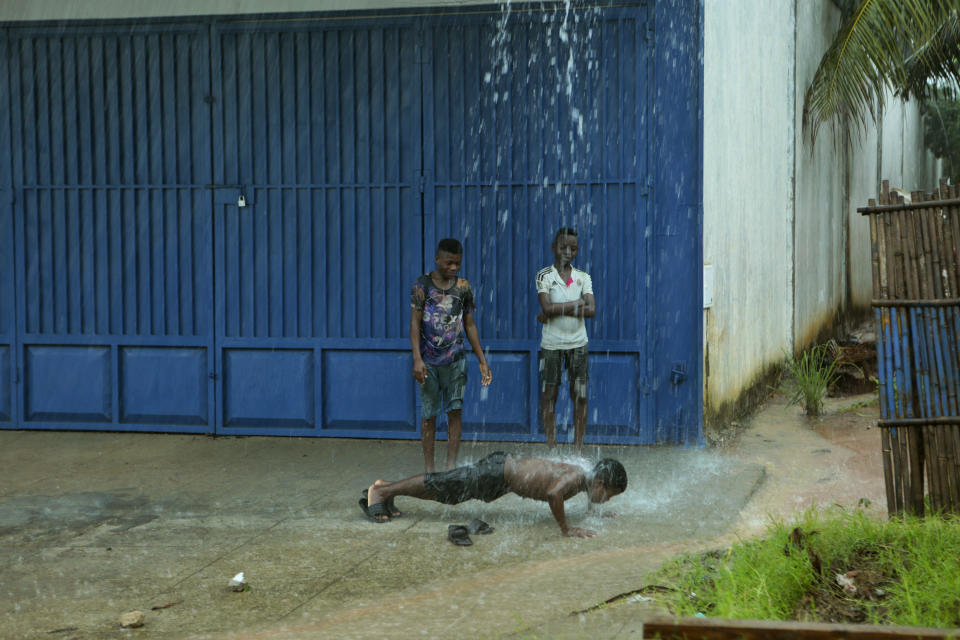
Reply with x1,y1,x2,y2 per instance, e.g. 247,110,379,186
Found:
785,343,843,416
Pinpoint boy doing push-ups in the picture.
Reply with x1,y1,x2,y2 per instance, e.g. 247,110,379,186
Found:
359,453,627,538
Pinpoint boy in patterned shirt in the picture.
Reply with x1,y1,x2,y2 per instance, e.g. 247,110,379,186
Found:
411,238,492,473
536,228,596,449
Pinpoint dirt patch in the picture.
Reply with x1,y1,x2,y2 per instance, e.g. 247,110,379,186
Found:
790,531,893,624
829,339,878,397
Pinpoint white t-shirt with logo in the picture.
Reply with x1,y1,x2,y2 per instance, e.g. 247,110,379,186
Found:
536,265,593,350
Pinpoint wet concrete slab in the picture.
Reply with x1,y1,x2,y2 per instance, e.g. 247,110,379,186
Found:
0,393,883,639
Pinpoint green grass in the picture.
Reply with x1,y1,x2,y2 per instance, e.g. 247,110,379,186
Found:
785,343,844,416
650,508,960,628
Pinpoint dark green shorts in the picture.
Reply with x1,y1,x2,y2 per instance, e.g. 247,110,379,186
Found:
539,345,589,388
424,451,510,505
419,356,467,419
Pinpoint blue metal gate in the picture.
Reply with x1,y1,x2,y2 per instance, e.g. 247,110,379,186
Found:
2,2,702,444
7,23,215,432
210,17,424,436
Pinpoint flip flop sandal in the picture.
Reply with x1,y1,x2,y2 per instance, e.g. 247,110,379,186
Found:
467,518,494,535
362,489,402,518
358,497,391,523
447,525,473,546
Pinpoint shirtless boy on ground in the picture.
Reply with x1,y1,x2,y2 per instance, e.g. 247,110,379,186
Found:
359,452,627,538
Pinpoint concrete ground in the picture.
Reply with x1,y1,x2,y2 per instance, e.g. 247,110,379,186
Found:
0,392,885,639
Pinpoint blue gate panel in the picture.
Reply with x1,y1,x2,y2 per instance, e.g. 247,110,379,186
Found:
1,27,12,428
223,349,314,429
651,0,703,444
119,347,208,425
20,189,212,337
8,22,215,433
1,200,10,426
588,353,641,439
212,20,424,436
9,26,210,187
322,350,416,432
547,353,641,442
214,25,423,342
24,345,111,422
217,187,420,340
0,348,10,422
462,351,530,436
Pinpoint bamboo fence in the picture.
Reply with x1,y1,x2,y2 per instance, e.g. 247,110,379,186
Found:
858,178,960,516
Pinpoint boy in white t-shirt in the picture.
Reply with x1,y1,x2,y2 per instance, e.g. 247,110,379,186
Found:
535,228,596,449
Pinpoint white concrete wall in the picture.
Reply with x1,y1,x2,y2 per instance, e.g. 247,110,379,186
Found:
792,0,848,348
847,119,881,310
703,0,939,418
702,0,794,408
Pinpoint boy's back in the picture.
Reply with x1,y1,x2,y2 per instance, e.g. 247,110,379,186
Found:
503,456,586,501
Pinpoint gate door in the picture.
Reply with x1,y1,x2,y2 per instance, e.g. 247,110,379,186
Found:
212,18,423,436
8,23,215,433
1,29,13,429
423,5,652,442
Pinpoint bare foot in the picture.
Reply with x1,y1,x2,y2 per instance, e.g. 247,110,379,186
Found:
366,481,390,522
373,479,401,517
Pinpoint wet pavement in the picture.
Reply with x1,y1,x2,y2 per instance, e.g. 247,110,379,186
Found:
0,392,884,639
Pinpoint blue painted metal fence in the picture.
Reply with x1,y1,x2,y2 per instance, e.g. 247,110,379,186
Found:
1,2,702,444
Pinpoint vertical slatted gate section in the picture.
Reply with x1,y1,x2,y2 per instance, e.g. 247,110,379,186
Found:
211,17,424,436
422,5,652,441
0,29,13,429
7,23,215,433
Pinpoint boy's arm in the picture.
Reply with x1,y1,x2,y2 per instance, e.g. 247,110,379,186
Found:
537,292,586,319
463,311,492,385
410,308,426,384
546,472,596,538
580,292,596,319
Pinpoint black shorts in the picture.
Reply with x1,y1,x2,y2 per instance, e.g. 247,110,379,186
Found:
424,451,510,505
539,345,589,386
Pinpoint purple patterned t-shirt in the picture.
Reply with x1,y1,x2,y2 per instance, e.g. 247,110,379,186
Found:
410,274,476,366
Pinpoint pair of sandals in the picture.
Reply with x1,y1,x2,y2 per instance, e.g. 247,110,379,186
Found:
447,519,494,546
359,489,401,523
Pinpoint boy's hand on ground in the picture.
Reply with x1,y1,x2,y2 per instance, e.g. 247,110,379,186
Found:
563,527,596,538
479,363,493,385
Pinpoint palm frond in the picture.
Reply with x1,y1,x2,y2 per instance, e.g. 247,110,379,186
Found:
902,10,960,99
803,0,956,145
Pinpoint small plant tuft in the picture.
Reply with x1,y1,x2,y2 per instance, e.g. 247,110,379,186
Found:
785,342,843,416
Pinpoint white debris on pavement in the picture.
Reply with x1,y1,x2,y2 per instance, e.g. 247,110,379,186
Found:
229,572,246,592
